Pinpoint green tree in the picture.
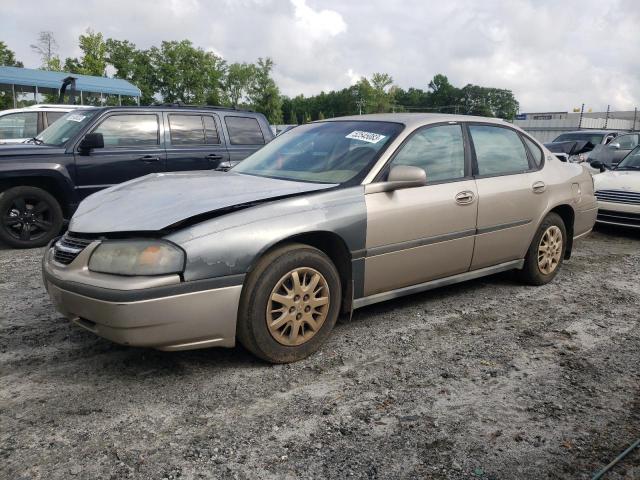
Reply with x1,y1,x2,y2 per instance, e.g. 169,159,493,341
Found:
248,57,282,124
224,62,256,108
0,41,23,67
150,40,225,104
105,39,156,104
64,29,107,76
0,41,23,109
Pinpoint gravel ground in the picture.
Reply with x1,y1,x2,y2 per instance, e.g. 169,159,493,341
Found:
1,225,639,480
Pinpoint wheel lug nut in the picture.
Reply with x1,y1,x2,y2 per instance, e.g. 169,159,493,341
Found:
305,306,311,313
294,295,300,301
303,294,309,301
296,313,302,320
289,306,295,313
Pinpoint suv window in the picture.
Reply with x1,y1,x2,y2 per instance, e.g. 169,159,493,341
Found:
0,112,38,139
45,111,65,126
470,125,530,176
522,136,543,168
169,114,220,145
93,114,159,147
615,134,639,149
225,116,264,145
390,124,465,183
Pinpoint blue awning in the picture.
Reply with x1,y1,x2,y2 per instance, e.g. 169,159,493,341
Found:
0,66,140,97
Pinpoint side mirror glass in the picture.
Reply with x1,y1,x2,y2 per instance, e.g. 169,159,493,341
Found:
610,142,621,150
78,132,104,152
366,165,427,194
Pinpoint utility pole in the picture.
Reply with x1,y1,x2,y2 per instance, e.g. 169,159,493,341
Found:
604,104,610,129
633,107,638,132
356,98,366,115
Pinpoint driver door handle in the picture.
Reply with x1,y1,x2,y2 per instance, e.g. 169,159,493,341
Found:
532,181,546,193
139,155,160,163
455,190,475,205
206,154,223,160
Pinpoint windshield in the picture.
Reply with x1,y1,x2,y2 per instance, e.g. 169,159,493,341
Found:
617,146,640,169
232,121,403,184
36,109,99,146
553,132,605,144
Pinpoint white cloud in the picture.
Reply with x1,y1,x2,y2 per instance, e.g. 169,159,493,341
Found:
1,0,638,111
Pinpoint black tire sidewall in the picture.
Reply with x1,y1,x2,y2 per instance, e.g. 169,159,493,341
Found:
521,212,567,285
239,246,342,363
0,186,63,248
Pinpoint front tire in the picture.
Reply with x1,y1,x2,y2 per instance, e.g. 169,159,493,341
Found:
237,243,341,363
0,186,63,249
517,212,567,285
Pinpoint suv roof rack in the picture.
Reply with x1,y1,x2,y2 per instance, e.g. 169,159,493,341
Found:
152,102,254,113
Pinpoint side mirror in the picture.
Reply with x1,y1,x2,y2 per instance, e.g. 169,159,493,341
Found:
589,160,607,172
610,142,621,150
78,132,104,152
365,165,427,194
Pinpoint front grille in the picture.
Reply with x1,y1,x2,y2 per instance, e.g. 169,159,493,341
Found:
597,209,640,228
595,189,640,205
53,233,94,265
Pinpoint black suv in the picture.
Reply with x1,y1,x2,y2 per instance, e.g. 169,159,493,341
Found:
0,105,274,248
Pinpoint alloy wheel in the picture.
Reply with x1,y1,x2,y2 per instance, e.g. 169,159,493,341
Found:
2,196,53,242
537,225,563,275
266,267,330,346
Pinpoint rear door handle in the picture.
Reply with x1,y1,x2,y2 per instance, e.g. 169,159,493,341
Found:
455,191,475,205
139,155,160,163
532,181,546,193
206,154,223,160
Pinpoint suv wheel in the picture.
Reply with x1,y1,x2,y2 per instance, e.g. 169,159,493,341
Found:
237,243,341,363
0,186,63,248
518,212,567,285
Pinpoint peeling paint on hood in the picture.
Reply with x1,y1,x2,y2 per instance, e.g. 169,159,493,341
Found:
69,171,337,233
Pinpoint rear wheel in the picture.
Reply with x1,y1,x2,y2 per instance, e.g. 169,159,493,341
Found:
518,212,566,285
0,186,63,248
237,243,341,363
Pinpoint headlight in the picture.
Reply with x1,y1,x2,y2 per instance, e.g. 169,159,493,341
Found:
88,240,185,276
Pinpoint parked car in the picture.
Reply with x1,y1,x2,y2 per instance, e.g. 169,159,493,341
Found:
0,105,273,248
0,104,89,144
544,130,621,163
42,113,597,363
588,132,640,168
591,146,640,228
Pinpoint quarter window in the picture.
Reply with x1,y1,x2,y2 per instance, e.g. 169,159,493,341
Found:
470,125,530,176
203,116,220,144
0,112,38,139
390,124,465,183
522,136,543,168
225,116,265,145
45,112,65,126
93,114,159,147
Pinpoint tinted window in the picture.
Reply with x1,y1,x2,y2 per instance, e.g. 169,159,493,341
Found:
169,115,205,145
93,114,159,147
390,124,465,183
225,116,264,145
203,116,220,144
615,134,639,149
553,132,604,144
45,112,65,125
0,112,38,139
522,136,543,168
470,125,530,176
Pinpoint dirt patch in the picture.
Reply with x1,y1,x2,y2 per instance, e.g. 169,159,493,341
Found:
1,225,639,479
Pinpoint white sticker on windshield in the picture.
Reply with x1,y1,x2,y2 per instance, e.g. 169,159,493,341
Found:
345,130,386,144
67,114,86,122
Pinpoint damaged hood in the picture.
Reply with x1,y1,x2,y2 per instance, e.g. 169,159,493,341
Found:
69,171,337,233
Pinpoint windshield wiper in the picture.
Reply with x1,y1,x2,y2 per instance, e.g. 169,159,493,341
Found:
616,165,640,170
25,137,44,145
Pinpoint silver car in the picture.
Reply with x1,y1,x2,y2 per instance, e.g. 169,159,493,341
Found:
42,114,598,363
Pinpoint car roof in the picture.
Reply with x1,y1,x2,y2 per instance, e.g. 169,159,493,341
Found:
87,105,259,115
555,130,622,135
321,112,510,128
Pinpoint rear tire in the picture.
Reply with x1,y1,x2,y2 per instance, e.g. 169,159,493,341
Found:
0,186,63,249
237,243,341,363
517,212,567,286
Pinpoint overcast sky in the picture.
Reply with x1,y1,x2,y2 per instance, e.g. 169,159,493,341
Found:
2,0,639,112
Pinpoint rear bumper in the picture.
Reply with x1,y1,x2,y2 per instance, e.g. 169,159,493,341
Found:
43,245,243,350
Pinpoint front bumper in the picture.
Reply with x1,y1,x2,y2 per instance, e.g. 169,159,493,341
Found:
596,201,640,229
43,243,243,351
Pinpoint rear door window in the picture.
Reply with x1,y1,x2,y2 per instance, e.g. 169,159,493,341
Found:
169,115,205,145
225,116,265,145
469,125,530,176
45,111,65,126
92,114,159,147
